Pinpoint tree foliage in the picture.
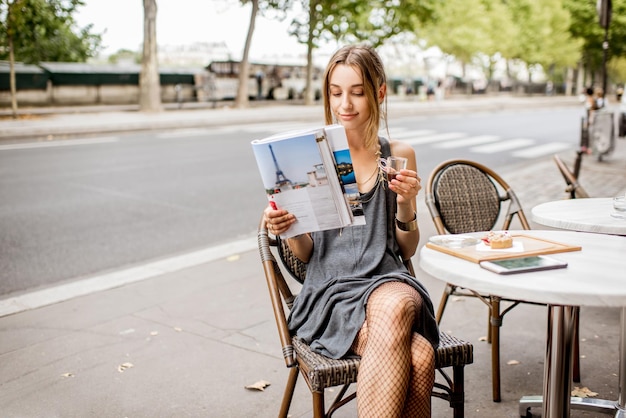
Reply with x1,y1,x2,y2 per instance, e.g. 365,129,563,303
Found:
287,0,434,49
0,0,102,63
234,0,295,108
0,0,101,117
283,0,435,104
423,0,492,75
565,0,626,80
508,0,581,78
471,0,518,82
422,0,582,83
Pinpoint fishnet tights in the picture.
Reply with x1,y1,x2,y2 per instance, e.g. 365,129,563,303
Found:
351,281,435,418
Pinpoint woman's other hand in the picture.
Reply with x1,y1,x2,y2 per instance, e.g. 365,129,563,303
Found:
388,169,421,205
264,204,296,236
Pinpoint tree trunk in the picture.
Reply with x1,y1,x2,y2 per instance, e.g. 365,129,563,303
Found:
139,0,162,112
8,34,18,119
576,60,584,96
235,0,258,108
7,0,18,119
566,66,574,96
304,0,317,106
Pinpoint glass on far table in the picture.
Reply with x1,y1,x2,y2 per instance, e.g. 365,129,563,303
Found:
612,195,626,219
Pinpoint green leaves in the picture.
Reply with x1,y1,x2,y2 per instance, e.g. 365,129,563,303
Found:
0,0,102,64
565,0,626,75
285,0,436,49
418,0,590,82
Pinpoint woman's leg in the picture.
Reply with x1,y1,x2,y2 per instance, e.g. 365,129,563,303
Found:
402,332,435,417
351,281,434,418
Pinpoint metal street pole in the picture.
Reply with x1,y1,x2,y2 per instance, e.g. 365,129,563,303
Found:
597,0,612,98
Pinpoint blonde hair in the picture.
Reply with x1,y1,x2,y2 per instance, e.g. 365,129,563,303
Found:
323,45,388,153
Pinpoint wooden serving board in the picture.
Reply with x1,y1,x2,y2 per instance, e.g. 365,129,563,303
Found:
425,234,582,263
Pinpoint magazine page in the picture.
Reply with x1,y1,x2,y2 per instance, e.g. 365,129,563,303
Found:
251,127,352,238
325,125,366,226
316,130,354,227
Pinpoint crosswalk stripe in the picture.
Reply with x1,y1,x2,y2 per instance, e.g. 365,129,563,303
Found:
471,138,535,153
433,135,501,149
386,127,409,135
511,142,572,158
157,129,210,138
391,129,436,140
241,122,319,133
403,132,466,145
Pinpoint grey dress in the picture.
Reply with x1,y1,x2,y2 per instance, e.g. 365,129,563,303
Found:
287,137,439,359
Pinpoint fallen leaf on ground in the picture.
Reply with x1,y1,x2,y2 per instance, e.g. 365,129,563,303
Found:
245,380,271,391
118,362,134,373
571,386,598,398
507,360,520,365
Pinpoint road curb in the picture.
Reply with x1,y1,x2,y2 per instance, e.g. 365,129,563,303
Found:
0,237,257,318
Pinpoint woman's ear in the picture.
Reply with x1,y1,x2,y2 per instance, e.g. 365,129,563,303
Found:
378,84,387,103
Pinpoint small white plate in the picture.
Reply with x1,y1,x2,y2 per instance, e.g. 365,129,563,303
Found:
611,211,626,220
429,235,481,248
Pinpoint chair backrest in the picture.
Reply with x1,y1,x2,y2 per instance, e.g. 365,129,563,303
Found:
277,236,307,285
553,154,590,199
425,159,530,235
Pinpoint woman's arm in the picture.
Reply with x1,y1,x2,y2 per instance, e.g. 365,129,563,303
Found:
285,233,313,263
389,140,421,260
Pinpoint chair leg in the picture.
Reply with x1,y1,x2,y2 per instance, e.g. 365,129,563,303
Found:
436,284,455,323
312,391,326,418
573,312,581,383
279,366,299,418
452,365,466,418
490,297,502,402
486,307,492,344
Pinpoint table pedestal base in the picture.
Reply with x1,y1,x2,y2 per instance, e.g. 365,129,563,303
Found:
520,306,626,418
519,395,618,417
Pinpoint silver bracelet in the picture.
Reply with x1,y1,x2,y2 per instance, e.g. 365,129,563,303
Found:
396,212,418,232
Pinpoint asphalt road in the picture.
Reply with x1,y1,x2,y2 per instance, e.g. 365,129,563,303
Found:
0,105,583,296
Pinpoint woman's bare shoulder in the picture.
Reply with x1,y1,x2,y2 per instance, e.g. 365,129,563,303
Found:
389,138,416,159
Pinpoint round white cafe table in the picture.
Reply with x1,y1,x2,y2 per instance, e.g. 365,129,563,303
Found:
532,198,626,236
420,230,626,418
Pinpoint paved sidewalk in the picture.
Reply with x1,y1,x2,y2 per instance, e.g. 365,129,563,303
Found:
1,97,625,417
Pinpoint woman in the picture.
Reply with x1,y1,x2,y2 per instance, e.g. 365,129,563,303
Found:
264,45,439,417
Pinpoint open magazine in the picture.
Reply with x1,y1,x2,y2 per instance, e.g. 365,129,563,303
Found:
251,124,365,238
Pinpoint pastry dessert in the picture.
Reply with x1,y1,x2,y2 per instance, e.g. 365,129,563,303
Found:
483,231,513,249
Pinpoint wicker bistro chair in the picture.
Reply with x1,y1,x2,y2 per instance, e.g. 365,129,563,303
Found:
424,159,580,402
553,154,590,199
257,216,474,418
